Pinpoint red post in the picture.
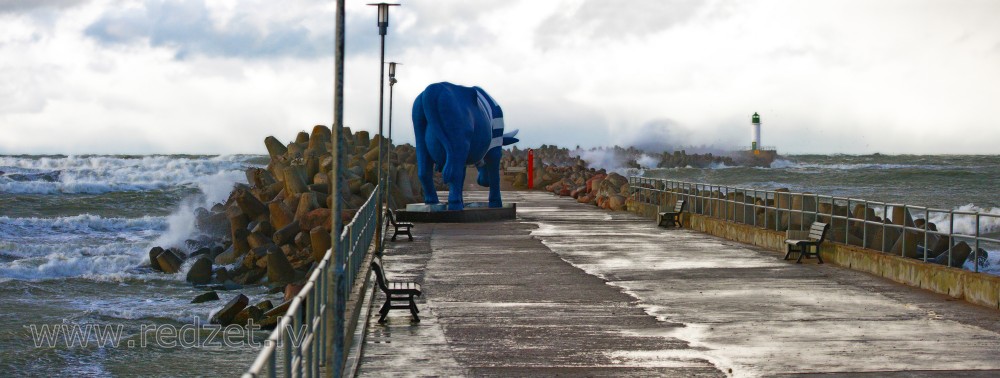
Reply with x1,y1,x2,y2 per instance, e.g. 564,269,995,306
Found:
527,149,534,189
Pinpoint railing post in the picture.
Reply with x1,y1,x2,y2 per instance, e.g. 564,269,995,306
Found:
948,210,954,264
923,208,930,262
975,212,981,272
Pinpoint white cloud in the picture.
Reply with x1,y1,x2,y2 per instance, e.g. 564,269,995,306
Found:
1,0,999,155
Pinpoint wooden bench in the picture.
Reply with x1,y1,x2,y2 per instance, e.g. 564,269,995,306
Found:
385,209,413,241
784,222,830,264
371,259,422,323
657,200,686,228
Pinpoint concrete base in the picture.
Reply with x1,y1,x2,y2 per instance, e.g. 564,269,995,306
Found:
397,202,516,223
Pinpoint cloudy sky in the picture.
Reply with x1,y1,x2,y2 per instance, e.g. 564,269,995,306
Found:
1,0,998,155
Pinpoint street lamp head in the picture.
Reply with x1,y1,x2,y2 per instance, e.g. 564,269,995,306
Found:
367,3,400,36
388,62,400,78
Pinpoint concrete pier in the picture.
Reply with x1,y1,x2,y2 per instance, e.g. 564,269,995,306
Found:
359,191,1000,377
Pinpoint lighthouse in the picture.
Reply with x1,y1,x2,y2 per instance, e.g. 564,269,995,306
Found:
751,112,761,153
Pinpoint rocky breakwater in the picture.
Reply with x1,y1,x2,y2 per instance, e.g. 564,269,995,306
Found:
501,146,634,212
146,125,426,329
640,185,989,269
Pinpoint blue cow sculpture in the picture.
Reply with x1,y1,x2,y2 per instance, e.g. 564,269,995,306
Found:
412,82,518,210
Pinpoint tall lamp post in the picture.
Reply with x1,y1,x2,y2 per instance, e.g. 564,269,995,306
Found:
386,61,400,209
368,2,398,254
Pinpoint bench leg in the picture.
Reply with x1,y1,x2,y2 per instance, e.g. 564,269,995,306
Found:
378,299,391,323
408,296,420,322
783,245,793,261
391,229,398,242
814,245,824,264
406,230,413,241
796,249,805,264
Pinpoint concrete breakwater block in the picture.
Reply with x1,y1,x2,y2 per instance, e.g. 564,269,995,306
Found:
398,202,516,223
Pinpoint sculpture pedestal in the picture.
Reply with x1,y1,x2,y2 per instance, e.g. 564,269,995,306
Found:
397,202,516,223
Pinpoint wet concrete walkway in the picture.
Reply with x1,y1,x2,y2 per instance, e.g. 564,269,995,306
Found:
359,191,1000,377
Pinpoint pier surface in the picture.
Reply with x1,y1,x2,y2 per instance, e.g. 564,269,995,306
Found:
359,191,1000,377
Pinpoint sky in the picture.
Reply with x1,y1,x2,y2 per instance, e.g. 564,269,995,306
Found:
1,0,999,155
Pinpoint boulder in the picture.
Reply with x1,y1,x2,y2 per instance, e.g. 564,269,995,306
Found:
214,245,239,265
284,283,304,302
283,165,310,196
185,257,214,285
310,226,332,262
256,299,275,313
233,267,266,285
231,305,265,327
301,208,332,231
210,293,249,326
267,247,297,285
934,241,973,268
155,249,184,274
212,267,231,284
191,291,220,304
246,232,274,250
234,188,268,220
608,195,626,211
295,192,320,220
268,201,295,230
273,220,301,246
149,246,165,271
264,136,288,160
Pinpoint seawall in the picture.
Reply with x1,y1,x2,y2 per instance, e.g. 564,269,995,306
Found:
631,201,1000,311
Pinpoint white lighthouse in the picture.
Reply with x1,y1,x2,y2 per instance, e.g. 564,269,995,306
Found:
751,112,761,153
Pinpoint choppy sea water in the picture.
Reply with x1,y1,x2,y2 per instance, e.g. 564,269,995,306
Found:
1,153,998,375
0,155,277,376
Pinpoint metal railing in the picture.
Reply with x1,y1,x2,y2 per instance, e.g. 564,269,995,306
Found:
629,176,999,273
244,185,382,377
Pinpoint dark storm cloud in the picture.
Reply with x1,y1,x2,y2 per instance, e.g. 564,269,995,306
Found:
534,0,705,48
84,0,332,60
0,0,87,13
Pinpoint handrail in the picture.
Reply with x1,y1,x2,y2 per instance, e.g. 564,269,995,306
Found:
243,183,382,377
628,176,998,274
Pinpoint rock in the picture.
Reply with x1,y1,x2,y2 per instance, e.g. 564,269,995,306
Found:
213,267,231,284
267,247,297,285
233,268,266,285
234,187,268,220
231,305,264,327
191,291,220,304
890,206,915,227
246,167,277,188
214,245,239,265
256,299,274,313
295,192,320,220
284,283,304,303
185,257,214,285
149,247,165,271
608,195,626,211
310,226,331,262
250,221,275,238
294,231,311,249
268,201,295,230
301,208,332,231
309,125,331,152
890,231,923,259
283,165,310,196
246,232,274,250
155,249,184,274
264,136,288,160
211,293,249,326
934,241,973,268
273,220,301,246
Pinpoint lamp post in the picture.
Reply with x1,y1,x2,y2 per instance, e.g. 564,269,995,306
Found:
386,61,400,209
368,2,398,254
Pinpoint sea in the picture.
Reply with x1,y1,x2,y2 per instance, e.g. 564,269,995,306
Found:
0,153,998,375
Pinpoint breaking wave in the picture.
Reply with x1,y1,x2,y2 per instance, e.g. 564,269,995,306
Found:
0,155,254,194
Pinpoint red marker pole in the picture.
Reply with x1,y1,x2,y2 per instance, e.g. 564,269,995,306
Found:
527,149,534,189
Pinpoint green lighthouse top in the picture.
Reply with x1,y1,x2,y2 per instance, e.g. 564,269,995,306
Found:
752,112,760,123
